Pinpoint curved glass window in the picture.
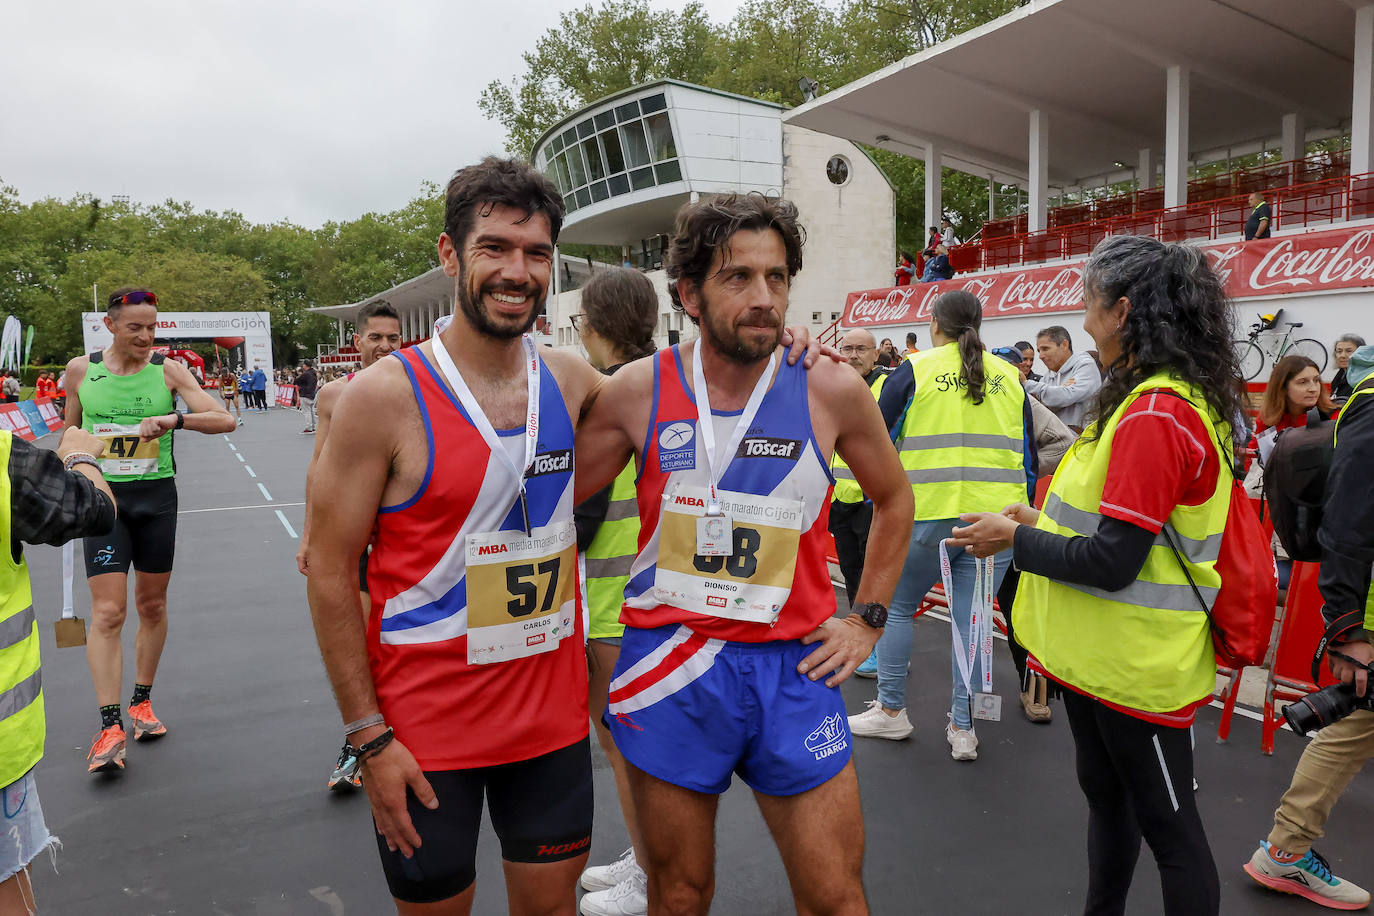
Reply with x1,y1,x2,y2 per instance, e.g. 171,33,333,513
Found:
537,93,683,212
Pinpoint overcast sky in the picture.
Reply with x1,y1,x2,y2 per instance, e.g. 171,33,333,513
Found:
2,0,743,228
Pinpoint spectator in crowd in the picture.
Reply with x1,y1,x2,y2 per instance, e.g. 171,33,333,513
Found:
921,225,942,257
1024,325,1103,432
34,372,55,400
1014,340,1041,382
940,217,961,248
830,328,892,612
877,338,901,368
238,369,251,408
1,424,117,913
991,348,1074,476
1,372,19,403
1245,354,1337,590
294,360,319,434
250,364,267,410
902,332,920,358
920,245,954,282
1245,190,1272,241
894,251,916,287
951,236,1246,915
1243,343,1374,910
55,371,66,412
1331,333,1366,403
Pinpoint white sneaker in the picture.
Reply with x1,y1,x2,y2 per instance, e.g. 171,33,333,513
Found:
580,847,641,892
847,699,913,740
580,868,648,916
946,721,978,761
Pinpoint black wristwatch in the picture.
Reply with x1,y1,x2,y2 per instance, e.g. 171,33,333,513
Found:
851,602,888,629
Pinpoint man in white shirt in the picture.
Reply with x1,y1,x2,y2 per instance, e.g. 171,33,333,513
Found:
1024,325,1101,432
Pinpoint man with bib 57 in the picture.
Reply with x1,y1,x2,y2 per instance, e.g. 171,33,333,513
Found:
64,287,236,773
576,193,914,915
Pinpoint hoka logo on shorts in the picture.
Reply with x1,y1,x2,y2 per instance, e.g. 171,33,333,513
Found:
657,421,696,471
805,714,849,760
526,449,572,477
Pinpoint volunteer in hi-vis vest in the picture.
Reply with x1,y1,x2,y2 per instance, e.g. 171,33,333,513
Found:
574,193,913,916
64,287,235,775
950,237,1245,915
829,327,891,612
0,424,115,909
568,267,660,907
849,290,1031,758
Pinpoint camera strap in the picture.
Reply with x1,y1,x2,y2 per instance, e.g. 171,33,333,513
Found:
1160,525,1231,656
1312,610,1366,686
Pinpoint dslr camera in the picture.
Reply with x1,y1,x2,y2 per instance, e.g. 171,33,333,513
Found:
1284,654,1374,736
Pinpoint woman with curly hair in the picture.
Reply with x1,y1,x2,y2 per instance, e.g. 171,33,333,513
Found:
951,235,1245,915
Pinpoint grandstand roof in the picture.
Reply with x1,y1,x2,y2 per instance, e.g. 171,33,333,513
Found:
785,0,1356,189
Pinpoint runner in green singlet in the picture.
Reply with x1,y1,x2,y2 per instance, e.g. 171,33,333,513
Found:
64,288,236,774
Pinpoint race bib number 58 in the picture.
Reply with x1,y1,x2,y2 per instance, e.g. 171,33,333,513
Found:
92,423,159,476
466,520,577,664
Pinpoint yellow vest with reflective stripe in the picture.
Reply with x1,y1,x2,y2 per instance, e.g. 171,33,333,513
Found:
584,461,639,640
897,343,1027,520
1334,379,1374,627
831,371,888,504
0,431,42,788
1013,374,1229,713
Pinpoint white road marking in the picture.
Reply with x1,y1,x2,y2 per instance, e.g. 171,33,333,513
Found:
275,510,298,539
245,466,256,478
227,442,237,452
178,502,303,515
257,483,273,501
235,453,245,463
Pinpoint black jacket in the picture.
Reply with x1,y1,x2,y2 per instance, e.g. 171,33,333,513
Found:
1319,377,1374,629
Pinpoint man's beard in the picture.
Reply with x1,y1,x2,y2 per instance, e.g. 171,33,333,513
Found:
698,294,781,365
456,264,543,340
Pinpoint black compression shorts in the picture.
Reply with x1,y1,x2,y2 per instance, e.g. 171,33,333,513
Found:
374,737,593,904
83,478,178,576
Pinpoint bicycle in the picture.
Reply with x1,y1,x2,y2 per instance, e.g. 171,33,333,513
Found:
1233,310,1328,381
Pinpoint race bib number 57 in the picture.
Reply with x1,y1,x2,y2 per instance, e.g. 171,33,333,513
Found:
466,520,577,665
92,423,159,476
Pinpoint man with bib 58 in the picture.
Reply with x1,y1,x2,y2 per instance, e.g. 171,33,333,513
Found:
64,288,236,773
576,193,914,915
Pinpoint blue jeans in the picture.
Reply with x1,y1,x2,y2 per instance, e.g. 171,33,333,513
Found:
876,518,1011,728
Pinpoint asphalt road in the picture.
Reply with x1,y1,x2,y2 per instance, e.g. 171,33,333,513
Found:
18,406,1374,914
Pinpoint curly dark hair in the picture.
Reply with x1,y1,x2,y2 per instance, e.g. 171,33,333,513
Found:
665,193,805,324
1079,235,1245,443
931,290,987,405
443,156,564,250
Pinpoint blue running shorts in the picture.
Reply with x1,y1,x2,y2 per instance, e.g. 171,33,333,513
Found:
605,623,852,796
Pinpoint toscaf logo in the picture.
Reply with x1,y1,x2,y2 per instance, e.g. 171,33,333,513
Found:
526,449,572,478
736,436,802,460
657,420,696,472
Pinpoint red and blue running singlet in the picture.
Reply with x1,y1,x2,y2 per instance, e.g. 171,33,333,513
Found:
620,345,837,643
364,346,587,770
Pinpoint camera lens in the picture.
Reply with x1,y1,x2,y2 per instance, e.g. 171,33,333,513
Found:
1284,684,1360,737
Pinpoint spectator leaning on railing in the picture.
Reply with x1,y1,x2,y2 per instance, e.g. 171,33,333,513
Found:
1243,344,1374,909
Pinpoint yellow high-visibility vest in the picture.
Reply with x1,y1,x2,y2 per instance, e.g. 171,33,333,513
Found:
831,371,888,504
1014,373,1230,713
584,462,639,640
0,431,42,788
896,343,1027,520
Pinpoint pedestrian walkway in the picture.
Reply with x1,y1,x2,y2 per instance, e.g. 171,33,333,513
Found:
19,408,1374,913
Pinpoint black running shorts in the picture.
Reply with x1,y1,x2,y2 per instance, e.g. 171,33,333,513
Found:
375,737,594,904
83,478,178,576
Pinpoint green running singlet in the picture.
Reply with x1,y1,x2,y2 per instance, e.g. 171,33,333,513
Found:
80,352,176,482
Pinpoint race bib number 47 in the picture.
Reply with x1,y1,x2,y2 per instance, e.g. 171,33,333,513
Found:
92,423,159,476
466,520,577,665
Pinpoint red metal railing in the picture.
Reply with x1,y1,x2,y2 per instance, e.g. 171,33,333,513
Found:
951,170,1374,273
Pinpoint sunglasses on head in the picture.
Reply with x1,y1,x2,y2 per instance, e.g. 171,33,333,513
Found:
112,290,158,306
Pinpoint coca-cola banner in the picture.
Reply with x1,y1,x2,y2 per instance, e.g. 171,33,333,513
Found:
843,224,1374,327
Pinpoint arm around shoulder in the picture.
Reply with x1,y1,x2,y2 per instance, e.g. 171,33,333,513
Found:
573,357,647,503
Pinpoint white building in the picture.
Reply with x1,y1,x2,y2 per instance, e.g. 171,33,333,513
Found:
312,80,895,357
